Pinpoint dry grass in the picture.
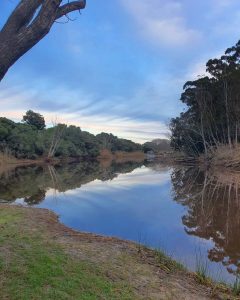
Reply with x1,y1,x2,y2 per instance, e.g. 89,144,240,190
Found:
208,144,240,169
0,151,18,165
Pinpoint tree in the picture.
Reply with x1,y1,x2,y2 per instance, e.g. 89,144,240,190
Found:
22,110,46,130
170,40,240,156
0,0,86,81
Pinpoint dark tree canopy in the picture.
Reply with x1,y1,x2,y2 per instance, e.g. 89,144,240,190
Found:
0,0,86,81
170,40,240,156
22,110,46,130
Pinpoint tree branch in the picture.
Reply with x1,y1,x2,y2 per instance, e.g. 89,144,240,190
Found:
56,1,86,20
1,0,44,35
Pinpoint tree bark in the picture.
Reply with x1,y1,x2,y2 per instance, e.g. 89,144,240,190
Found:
0,0,86,81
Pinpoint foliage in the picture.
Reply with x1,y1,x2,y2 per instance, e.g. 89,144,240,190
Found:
170,40,240,155
96,132,142,153
0,113,143,159
22,110,46,130
143,139,170,153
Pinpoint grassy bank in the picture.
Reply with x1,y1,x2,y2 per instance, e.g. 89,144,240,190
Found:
0,205,237,299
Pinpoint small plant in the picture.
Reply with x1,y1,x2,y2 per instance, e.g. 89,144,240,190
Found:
195,250,210,284
136,232,148,254
154,248,185,272
232,275,240,296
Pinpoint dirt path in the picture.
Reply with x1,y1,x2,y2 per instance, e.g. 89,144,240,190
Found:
0,205,237,299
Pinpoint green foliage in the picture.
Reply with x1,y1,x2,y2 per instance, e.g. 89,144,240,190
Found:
0,113,143,160
96,132,142,152
22,110,46,130
171,40,240,155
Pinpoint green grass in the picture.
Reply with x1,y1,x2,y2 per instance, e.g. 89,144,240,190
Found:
195,250,211,285
0,209,134,300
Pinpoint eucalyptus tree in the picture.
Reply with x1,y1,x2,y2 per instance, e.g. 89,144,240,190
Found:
171,40,240,155
0,0,86,81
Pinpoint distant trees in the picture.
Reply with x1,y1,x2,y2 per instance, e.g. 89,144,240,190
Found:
0,112,143,160
96,133,142,153
0,0,86,81
22,110,46,130
170,40,240,156
143,139,170,153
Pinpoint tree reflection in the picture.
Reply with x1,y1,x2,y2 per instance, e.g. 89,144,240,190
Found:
0,160,143,205
172,167,240,275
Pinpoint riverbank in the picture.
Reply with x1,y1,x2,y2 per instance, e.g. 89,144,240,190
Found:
0,205,237,299
0,150,146,169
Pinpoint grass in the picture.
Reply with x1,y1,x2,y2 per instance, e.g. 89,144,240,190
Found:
0,209,133,300
232,276,240,296
154,248,185,272
195,250,211,285
0,206,237,299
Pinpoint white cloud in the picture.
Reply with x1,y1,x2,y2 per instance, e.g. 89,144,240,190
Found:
121,0,201,47
0,83,169,144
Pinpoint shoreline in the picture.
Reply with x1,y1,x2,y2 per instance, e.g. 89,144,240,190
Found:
0,204,237,299
0,151,146,168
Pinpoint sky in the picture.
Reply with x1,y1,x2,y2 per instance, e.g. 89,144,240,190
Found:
1,0,240,143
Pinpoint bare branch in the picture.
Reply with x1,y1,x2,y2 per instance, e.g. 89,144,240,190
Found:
56,0,86,20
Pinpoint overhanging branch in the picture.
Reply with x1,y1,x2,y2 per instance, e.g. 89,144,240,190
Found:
56,0,86,20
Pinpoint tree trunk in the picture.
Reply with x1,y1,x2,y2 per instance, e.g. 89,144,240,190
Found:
0,0,86,81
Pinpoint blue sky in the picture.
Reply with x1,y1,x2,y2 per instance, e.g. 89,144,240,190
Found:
1,0,240,143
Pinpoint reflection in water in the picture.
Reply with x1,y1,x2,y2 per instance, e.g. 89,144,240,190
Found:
172,167,240,276
0,160,240,282
0,161,143,204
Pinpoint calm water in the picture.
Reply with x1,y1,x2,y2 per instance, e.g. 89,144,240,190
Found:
0,160,240,283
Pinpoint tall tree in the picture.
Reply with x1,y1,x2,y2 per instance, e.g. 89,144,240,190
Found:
170,40,240,155
0,0,86,81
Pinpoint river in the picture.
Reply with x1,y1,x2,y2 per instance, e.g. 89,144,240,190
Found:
0,160,239,284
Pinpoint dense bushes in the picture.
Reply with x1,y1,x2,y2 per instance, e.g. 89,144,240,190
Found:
0,114,143,160
95,132,142,153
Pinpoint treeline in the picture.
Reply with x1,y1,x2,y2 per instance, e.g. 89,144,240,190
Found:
0,110,143,160
143,139,170,153
170,40,240,156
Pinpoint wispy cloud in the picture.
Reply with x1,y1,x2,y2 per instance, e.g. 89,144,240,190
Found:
0,82,169,143
120,0,201,47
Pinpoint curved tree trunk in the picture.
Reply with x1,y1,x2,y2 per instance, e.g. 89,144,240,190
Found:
0,0,86,82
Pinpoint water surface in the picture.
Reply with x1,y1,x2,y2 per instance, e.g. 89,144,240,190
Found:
0,160,239,283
